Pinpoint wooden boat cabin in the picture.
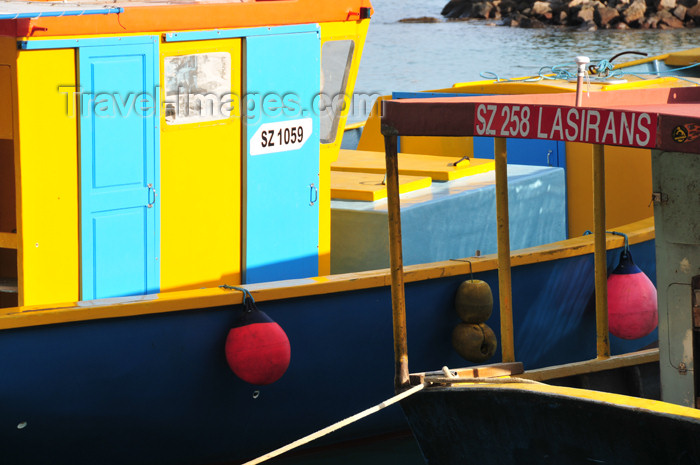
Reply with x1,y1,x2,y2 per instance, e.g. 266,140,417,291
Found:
0,0,372,308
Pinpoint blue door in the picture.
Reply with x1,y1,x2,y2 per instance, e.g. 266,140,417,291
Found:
244,32,320,283
473,137,566,168
79,42,159,300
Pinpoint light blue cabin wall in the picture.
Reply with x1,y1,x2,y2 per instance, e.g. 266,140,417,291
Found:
331,165,567,274
242,31,321,283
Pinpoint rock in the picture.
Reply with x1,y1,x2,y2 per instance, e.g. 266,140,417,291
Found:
441,0,472,19
440,0,697,28
441,0,458,15
673,4,687,18
527,16,548,26
643,11,661,25
686,1,700,17
499,0,518,13
515,0,531,11
658,8,686,24
596,5,621,25
655,0,677,10
532,0,553,18
442,0,470,17
471,1,495,17
568,0,588,9
398,16,441,23
577,4,597,21
507,11,546,26
622,0,647,23
505,12,524,25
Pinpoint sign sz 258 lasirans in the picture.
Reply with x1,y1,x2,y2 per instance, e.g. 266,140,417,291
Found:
474,103,657,148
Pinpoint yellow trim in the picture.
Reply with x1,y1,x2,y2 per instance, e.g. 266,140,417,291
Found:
332,149,495,181
317,18,370,275
663,47,700,67
518,348,659,382
356,95,390,152
0,216,654,330
598,76,700,90
330,171,431,201
452,81,577,94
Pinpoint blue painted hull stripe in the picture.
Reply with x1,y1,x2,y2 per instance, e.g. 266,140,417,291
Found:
1,8,122,20
18,35,159,50
164,23,320,42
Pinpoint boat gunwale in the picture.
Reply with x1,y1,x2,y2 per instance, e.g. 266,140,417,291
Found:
0,216,654,331
410,373,700,421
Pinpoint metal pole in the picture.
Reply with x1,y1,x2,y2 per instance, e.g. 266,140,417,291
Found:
575,56,590,108
593,143,610,358
494,137,515,363
383,129,410,391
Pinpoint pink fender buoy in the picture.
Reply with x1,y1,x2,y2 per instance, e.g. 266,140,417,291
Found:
224,287,290,385
607,249,658,340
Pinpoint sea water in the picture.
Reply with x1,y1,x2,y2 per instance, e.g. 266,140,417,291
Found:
349,0,700,122
265,1,699,463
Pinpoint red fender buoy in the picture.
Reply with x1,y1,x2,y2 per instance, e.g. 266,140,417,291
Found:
224,289,290,385
607,250,658,340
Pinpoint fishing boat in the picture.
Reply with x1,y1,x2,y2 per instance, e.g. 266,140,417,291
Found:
379,86,700,464
0,0,696,463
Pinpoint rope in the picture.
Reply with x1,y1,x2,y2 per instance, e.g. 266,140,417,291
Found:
219,284,257,312
241,383,426,465
480,58,700,86
582,230,629,252
429,365,543,385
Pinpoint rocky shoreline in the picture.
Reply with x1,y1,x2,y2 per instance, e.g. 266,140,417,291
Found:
402,0,700,29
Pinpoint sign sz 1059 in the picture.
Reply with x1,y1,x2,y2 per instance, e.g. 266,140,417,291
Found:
260,125,304,148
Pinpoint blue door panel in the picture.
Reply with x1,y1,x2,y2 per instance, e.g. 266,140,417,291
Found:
79,43,159,300
474,137,566,169
244,32,320,284
92,209,148,299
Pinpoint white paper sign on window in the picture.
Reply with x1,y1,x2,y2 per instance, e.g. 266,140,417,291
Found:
164,52,232,125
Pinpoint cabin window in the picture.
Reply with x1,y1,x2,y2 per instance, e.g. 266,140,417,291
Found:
164,52,232,124
319,40,354,144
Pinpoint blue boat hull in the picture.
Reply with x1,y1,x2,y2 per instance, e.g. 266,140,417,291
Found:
0,241,657,464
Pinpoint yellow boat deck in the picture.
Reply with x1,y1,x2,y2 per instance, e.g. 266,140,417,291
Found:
331,149,495,184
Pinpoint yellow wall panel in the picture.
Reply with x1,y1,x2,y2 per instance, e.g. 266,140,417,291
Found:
15,49,79,306
319,19,369,276
401,135,472,158
565,143,653,237
159,39,242,291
